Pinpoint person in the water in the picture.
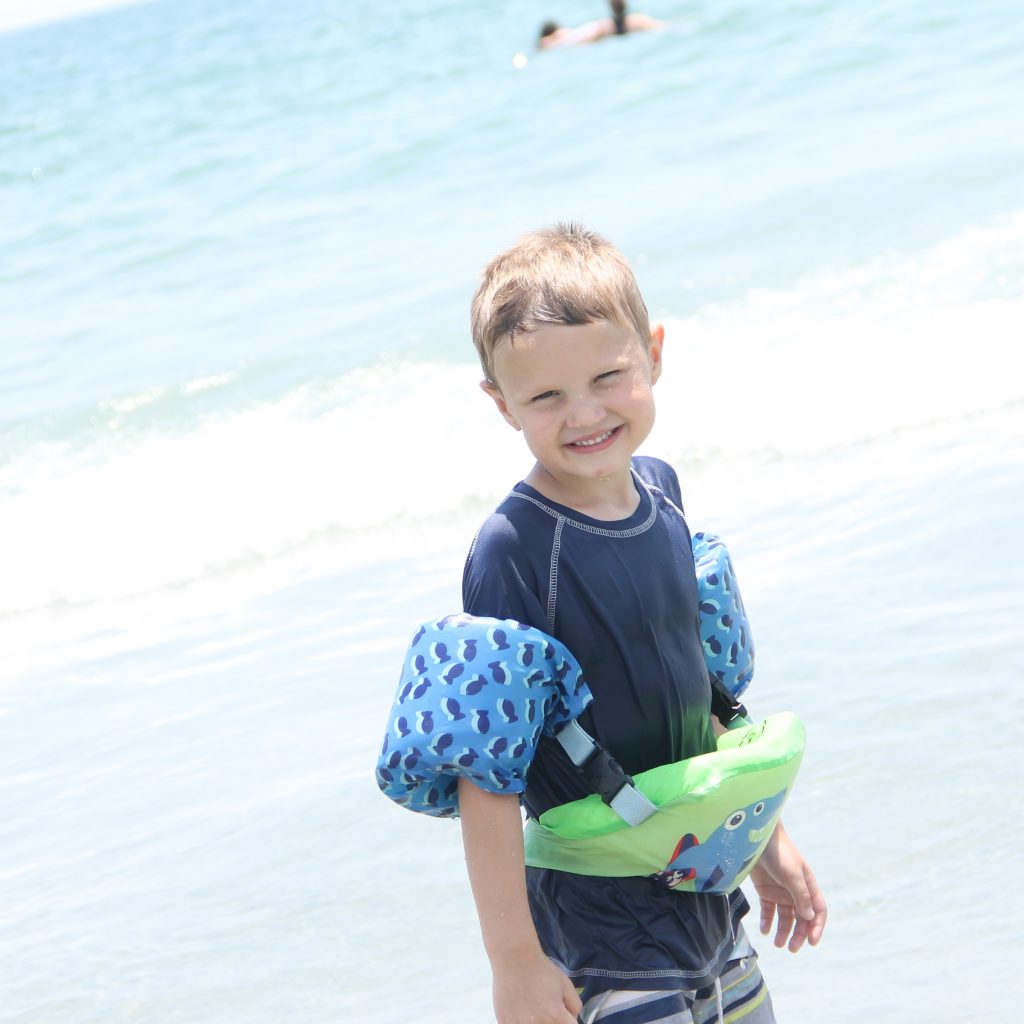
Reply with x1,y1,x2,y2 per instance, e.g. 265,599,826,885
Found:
538,1,664,50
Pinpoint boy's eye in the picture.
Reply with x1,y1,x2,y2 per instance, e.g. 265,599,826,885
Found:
531,390,558,403
596,370,622,383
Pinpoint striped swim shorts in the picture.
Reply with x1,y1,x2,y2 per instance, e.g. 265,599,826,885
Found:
577,931,774,1024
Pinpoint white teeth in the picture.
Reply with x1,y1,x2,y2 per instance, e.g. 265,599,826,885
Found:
571,429,613,447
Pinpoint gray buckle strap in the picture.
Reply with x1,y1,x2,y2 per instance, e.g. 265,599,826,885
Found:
608,783,659,827
555,719,599,766
555,720,658,827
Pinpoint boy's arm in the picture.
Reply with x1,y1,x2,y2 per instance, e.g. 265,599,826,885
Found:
748,819,828,952
458,778,582,1024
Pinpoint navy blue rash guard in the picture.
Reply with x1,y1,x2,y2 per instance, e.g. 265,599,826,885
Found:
462,456,749,991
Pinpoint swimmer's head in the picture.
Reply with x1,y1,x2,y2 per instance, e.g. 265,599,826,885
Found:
538,21,560,43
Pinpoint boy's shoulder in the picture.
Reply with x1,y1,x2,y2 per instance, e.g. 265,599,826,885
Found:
467,485,556,563
463,486,556,622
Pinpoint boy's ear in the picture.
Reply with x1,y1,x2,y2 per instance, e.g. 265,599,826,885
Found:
648,323,665,383
480,379,521,431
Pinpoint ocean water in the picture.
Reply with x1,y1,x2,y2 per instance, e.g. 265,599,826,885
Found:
1,0,1022,1020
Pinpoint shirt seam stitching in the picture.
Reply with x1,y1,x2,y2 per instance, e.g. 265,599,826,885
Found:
508,471,657,538
547,516,563,633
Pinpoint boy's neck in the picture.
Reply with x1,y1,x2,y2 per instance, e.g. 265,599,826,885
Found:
524,463,640,521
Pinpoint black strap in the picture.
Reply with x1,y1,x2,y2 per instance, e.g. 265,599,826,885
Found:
711,680,749,728
575,744,635,806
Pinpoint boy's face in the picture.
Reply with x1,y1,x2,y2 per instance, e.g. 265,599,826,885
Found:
482,319,664,500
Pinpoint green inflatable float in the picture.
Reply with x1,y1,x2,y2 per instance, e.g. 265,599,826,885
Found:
525,712,805,894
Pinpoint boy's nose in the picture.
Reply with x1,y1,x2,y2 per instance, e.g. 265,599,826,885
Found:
565,393,605,429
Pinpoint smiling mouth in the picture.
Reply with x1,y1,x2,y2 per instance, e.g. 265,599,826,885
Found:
567,426,620,450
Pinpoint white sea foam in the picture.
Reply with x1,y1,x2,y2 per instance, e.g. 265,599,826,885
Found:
0,362,518,616
1,216,1021,618
649,211,1024,464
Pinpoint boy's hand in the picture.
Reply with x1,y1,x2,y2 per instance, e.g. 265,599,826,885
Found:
748,820,827,953
491,949,582,1024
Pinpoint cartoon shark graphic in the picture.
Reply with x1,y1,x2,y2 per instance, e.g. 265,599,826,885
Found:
654,789,788,892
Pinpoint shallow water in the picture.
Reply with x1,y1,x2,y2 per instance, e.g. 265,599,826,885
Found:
2,0,1022,1020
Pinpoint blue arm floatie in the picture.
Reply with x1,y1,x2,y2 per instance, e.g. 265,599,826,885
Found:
692,532,754,697
375,614,593,817
376,535,754,817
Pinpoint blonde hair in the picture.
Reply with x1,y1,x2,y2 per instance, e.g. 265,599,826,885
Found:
470,222,651,384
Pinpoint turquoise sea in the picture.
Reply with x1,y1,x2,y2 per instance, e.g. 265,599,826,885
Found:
2,0,1022,1020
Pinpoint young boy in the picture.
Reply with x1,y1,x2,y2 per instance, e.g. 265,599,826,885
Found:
459,224,826,1024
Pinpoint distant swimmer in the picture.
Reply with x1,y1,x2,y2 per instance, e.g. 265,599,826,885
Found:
538,0,664,50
